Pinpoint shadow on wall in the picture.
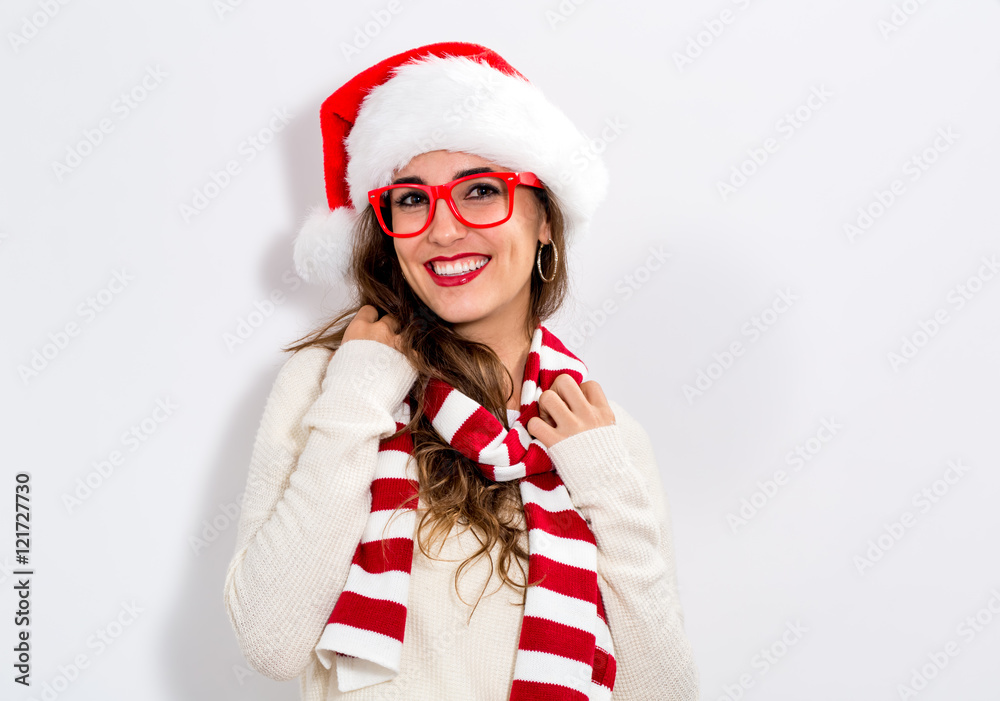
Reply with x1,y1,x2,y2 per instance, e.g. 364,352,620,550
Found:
160,91,353,699
161,364,300,700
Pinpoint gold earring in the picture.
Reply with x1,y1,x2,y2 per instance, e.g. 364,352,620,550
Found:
536,240,558,283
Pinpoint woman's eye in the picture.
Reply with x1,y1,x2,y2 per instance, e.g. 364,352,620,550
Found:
467,184,499,198
394,191,426,207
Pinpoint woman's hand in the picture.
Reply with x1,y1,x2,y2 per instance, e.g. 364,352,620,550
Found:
525,374,616,449
343,305,405,353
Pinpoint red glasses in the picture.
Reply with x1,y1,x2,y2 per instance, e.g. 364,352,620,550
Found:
367,171,545,237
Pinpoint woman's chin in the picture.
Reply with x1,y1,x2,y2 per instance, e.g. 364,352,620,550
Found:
436,309,487,326
425,299,492,327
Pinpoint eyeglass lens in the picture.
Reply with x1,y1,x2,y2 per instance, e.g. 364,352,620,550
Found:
378,176,511,235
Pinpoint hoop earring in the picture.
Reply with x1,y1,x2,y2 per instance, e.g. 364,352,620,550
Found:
536,240,558,283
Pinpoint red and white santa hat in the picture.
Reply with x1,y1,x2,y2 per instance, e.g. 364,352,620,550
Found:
293,41,609,286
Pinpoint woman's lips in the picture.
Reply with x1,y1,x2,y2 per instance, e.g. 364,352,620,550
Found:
424,258,490,287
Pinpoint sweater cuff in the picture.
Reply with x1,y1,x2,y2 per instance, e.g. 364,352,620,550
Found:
546,423,647,516
328,339,418,397
305,339,419,430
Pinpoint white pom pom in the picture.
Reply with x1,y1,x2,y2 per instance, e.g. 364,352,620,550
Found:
292,205,362,286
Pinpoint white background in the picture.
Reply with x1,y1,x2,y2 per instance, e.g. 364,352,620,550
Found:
2,1,999,699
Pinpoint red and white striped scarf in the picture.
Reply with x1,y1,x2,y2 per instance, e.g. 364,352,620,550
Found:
315,323,617,699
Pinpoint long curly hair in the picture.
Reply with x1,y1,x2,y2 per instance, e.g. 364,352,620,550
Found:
283,186,568,617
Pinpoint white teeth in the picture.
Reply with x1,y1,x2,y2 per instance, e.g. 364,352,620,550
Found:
431,257,489,276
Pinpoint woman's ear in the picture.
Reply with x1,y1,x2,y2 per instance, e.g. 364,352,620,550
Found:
532,188,552,245
539,219,552,247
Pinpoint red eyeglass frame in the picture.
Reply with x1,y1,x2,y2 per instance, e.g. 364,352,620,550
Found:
367,171,545,238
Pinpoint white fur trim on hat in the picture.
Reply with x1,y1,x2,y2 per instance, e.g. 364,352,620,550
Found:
292,205,363,286
345,54,609,246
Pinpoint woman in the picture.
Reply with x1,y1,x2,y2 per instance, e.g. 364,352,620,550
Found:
224,42,698,701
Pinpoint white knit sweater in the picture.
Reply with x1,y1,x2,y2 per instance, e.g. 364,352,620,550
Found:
223,339,699,700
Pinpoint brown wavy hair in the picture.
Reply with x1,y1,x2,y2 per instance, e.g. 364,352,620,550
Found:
283,186,567,617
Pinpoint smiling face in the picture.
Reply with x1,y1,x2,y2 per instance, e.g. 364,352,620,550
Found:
390,150,551,341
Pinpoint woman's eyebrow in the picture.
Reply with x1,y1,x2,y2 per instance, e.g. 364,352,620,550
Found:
453,166,496,179
391,167,497,185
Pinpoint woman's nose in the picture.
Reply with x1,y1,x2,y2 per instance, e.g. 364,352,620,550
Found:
425,197,467,244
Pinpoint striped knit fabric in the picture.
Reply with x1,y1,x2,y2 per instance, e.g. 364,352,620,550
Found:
315,323,617,699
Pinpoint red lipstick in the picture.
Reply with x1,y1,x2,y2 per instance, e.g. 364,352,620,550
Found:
424,255,491,287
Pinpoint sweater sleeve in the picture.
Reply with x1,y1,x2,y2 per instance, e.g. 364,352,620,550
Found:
545,399,699,701
223,339,419,682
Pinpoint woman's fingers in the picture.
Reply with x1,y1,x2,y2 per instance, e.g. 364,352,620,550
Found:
539,386,572,427
344,305,405,353
551,374,588,415
537,399,552,425
580,380,609,410
379,313,399,334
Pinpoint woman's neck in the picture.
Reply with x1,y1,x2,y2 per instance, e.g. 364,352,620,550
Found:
474,336,532,411
500,340,530,411
452,307,537,412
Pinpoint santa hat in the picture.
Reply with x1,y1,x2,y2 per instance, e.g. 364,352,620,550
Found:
293,41,610,286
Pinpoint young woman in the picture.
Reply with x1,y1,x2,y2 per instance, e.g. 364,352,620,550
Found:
224,42,699,701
